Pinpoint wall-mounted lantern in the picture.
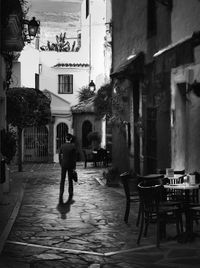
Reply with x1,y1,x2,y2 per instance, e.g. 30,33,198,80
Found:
23,17,40,43
89,80,96,92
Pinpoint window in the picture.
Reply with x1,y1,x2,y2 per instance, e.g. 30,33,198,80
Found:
58,74,73,94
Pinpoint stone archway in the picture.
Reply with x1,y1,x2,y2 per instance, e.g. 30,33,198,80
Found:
56,123,68,152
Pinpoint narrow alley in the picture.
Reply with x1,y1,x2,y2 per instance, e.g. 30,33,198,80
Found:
1,163,200,267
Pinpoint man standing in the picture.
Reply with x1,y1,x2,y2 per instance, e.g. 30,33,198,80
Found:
59,133,77,204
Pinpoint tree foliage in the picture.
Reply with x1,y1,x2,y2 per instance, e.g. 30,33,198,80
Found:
78,86,96,102
93,83,112,119
6,87,51,172
7,87,51,129
94,82,129,127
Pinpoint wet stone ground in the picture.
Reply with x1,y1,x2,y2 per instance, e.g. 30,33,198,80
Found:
0,163,200,267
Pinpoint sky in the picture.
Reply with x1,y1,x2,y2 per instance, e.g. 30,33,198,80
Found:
27,0,83,46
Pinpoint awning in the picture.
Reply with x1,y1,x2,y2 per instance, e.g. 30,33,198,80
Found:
153,31,200,72
110,52,145,79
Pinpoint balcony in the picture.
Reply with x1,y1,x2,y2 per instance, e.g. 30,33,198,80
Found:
1,0,24,52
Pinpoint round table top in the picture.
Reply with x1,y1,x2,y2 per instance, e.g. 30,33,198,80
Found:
139,174,164,179
164,174,185,179
164,183,200,190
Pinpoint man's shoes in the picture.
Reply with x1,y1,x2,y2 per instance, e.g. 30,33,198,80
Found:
72,177,78,182
72,170,78,182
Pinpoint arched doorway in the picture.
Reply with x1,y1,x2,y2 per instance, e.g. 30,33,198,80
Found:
82,120,92,148
56,123,68,152
24,126,48,162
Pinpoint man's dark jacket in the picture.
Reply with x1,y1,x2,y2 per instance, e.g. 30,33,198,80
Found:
59,142,76,169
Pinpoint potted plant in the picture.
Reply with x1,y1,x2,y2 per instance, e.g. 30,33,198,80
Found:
103,167,119,187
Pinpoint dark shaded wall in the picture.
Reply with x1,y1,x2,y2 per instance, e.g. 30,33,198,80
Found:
112,0,147,173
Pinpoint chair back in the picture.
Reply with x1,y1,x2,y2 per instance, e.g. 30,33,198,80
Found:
138,174,164,186
138,183,162,213
158,169,185,175
120,172,138,200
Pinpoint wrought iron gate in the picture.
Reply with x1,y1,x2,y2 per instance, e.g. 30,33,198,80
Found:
56,123,68,152
24,126,48,162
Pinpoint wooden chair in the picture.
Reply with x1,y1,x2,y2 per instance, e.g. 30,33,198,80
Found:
82,149,94,168
120,172,141,225
137,182,182,247
190,205,200,232
120,173,181,227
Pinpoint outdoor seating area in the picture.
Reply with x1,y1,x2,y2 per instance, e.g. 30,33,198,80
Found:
82,148,110,168
121,169,200,247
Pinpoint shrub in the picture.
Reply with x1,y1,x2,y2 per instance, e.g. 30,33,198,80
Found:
1,128,16,164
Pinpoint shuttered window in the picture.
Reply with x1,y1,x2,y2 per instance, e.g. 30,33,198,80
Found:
58,74,73,94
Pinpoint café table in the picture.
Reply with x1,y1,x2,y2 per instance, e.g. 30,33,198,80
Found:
164,183,200,242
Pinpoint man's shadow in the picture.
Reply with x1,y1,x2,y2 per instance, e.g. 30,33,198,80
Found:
57,199,75,219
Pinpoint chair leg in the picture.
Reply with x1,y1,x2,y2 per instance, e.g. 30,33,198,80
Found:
156,219,160,248
178,212,183,234
144,214,149,237
137,211,144,245
136,202,142,227
124,200,130,223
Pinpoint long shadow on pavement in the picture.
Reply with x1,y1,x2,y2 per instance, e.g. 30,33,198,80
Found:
56,199,75,220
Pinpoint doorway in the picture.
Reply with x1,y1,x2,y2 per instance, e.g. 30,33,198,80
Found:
82,120,92,148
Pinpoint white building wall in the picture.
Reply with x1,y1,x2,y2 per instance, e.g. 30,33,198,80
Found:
81,0,106,89
19,45,40,88
39,51,89,106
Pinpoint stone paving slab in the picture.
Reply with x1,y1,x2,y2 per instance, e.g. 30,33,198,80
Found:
0,163,200,267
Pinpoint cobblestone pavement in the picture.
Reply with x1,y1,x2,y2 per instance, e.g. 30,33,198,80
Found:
0,163,200,267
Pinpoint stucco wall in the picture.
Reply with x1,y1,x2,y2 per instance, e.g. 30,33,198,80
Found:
19,46,40,88
39,56,89,106
172,0,200,43
112,0,147,72
81,0,106,89
171,62,200,173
